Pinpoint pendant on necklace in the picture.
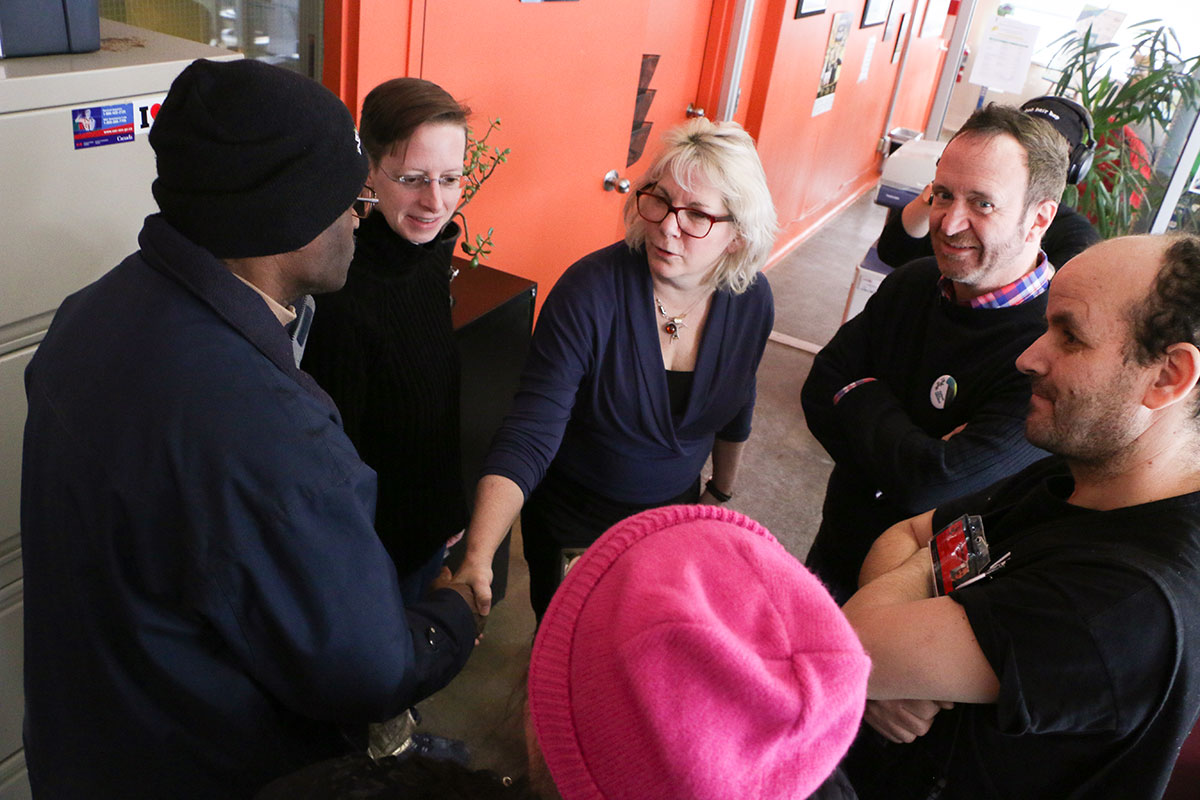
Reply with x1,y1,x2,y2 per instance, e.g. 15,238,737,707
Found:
655,295,693,342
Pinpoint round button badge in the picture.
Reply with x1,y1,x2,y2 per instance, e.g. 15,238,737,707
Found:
931,374,957,409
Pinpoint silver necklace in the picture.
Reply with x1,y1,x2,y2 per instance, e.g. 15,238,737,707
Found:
654,293,708,341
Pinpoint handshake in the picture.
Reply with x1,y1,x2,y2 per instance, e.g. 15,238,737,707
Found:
432,567,487,638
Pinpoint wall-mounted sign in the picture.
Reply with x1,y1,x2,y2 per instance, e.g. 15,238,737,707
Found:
968,15,1039,94
859,37,876,82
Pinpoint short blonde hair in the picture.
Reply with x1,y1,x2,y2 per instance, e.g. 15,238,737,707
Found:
624,118,777,294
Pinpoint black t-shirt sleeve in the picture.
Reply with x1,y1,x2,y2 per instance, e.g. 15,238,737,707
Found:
930,457,1063,534
953,556,1174,737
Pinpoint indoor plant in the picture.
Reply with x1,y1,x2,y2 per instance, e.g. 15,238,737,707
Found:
454,118,510,269
1047,20,1200,238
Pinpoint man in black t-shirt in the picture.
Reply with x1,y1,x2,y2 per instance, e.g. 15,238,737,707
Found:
802,104,1070,603
843,233,1200,799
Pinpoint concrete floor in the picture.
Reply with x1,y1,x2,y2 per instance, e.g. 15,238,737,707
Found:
415,190,890,780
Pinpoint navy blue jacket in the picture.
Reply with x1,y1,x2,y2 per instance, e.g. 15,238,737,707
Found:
483,242,774,504
20,216,476,798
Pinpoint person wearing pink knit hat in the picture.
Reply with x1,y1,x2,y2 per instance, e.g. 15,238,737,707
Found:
526,504,871,800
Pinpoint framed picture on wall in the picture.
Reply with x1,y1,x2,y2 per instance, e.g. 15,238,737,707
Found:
883,0,903,40
861,0,891,28
796,0,827,18
892,13,910,62
921,0,950,37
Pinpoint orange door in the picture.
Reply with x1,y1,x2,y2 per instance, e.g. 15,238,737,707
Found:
641,0,719,135
419,0,716,306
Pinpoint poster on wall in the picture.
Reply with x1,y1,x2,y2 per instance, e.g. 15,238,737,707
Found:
813,11,852,117
967,15,1039,94
796,0,827,18
1075,5,1126,43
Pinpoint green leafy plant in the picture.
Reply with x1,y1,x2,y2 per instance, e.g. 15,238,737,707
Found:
453,118,511,268
1047,20,1200,238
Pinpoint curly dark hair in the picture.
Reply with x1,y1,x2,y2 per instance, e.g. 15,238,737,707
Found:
1125,235,1200,417
1127,235,1200,365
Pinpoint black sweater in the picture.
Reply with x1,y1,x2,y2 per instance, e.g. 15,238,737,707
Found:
801,257,1049,602
875,203,1101,270
302,212,468,577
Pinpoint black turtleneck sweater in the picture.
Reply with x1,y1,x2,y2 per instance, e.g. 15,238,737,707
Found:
302,211,468,578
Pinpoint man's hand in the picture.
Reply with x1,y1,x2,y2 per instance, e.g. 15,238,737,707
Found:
431,567,486,638
864,698,954,743
450,558,494,617
900,182,935,238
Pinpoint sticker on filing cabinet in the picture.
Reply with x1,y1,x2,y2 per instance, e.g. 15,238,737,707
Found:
72,103,135,149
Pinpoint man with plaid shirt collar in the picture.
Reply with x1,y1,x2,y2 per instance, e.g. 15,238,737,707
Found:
801,103,1067,605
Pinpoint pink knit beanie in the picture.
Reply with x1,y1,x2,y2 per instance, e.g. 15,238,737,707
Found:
528,504,870,800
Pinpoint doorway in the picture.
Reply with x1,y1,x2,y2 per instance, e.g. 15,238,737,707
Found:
417,0,720,300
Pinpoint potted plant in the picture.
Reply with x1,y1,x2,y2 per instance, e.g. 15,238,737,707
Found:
453,118,510,270
1047,20,1200,237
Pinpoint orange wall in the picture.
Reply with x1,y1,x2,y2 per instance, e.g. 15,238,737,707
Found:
325,0,948,287
742,0,947,263
322,0,418,121
890,3,951,135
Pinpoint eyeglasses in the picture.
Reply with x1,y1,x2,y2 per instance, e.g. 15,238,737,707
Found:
635,188,734,239
378,170,465,192
351,195,378,219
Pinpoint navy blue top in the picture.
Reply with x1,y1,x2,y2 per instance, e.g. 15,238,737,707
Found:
483,242,774,504
20,215,477,798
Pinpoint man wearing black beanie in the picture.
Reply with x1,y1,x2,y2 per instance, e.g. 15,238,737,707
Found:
20,58,480,798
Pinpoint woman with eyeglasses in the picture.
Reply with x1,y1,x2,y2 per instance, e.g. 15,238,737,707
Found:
455,117,778,621
301,78,471,604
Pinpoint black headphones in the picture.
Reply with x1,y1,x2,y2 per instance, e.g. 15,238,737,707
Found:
1020,95,1096,185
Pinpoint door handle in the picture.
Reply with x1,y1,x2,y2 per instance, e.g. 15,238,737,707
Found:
686,103,705,118
603,169,632,193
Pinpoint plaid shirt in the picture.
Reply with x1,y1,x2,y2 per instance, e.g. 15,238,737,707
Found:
938,251,1053,309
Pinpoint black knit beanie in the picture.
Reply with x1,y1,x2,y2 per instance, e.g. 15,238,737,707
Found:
150,58,369,258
